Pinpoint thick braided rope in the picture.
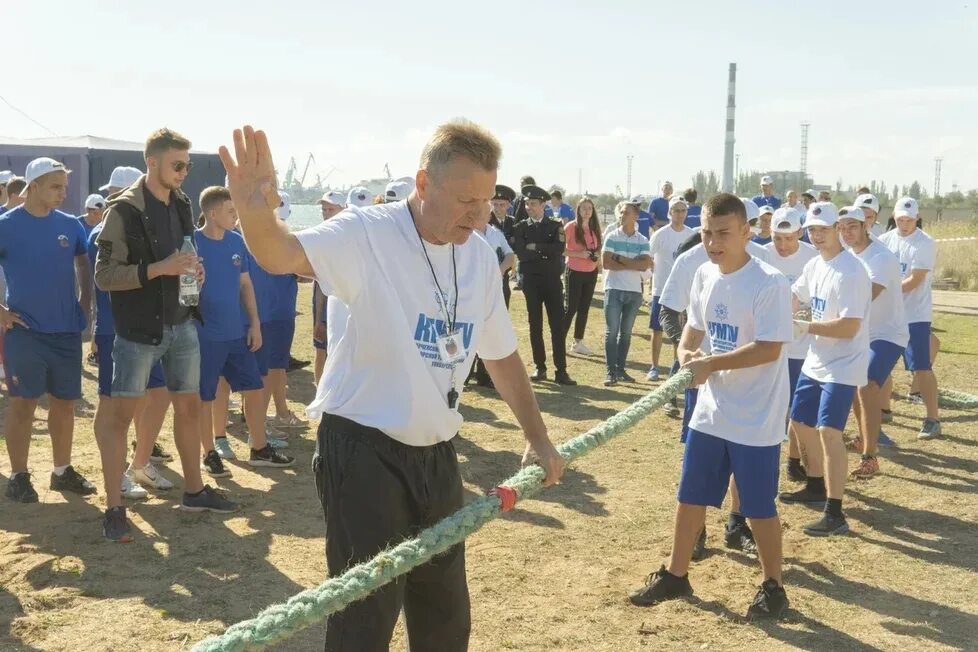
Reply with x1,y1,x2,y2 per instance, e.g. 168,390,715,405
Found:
939,388,978,410
192,369,693,652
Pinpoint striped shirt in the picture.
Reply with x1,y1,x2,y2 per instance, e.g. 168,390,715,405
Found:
602,226,651,293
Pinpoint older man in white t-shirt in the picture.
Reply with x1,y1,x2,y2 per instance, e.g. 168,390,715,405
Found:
219,122,564,652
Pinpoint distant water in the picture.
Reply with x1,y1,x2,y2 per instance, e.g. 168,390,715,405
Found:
287,204,324,232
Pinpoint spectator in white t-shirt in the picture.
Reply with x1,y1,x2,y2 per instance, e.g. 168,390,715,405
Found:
219,122,565,652
628,193,793,620
879,197,941,440
839,206,908,478
601,199,651,385
312,190,348,384
854,193,884,239
780,203,871,538
646,197,694,382
763,208,818,483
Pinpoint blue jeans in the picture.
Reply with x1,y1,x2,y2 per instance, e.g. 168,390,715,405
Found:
111,321,200,397
604,289,643,375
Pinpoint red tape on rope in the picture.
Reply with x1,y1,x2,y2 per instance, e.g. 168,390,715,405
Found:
488,485,517,512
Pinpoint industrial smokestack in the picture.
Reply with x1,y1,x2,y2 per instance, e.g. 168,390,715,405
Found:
721,63,736,193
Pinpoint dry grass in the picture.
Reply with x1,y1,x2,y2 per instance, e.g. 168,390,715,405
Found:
928,220,978,291
1,285,977,651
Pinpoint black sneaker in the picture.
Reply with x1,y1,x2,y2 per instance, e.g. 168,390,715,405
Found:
530,369,548,382
747,579,789,620
86,350,98,366
779,486,826,507
5,472,39,503
803,512,849,537
150,442,173,463
50,466,97,496
103,506,133,543
604,373,618,387
203,450,232,478
786,461,807,482
287,355,310,372
628,565,694,607
249,445,295,468
617,371,636,383
691,527,707,561
181,485,239,513
554,371,577,386
724,522,757,555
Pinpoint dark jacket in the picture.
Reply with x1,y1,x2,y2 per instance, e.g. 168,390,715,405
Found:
511,216,566,277
94,176,201,344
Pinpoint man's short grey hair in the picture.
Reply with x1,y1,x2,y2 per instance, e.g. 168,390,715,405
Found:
419,119,501,178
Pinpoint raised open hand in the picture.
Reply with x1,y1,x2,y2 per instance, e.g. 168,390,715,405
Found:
218,126,281,222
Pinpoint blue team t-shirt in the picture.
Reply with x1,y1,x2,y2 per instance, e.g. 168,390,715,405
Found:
245,250,274,324
636,210,652,239
551,202,575,223
78,216,98,242
649,196,670,227
194,229,249,341
752,235,773,246
0,207,87,333
88,222,114,336
684,205,702,229
751,194,782,209
267,273,298,322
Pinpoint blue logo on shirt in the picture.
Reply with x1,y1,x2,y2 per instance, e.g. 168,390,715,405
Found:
707,322,739,353
900,262,908,275
812,296,827,320
57,234,69,248
714,303,729,321
413,314,474,369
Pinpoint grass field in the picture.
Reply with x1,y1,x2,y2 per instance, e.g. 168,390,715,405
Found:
928,220,978,290
1,283,977,651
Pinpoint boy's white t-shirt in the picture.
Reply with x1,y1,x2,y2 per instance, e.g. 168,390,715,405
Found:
763,241,818,359
648,223,695,296
855,240,909,347
659,240,772,315
879,228,936,324
686,257,793,447
296,202,517,446
792,249,872,387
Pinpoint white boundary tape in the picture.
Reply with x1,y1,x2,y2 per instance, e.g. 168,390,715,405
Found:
934,236,978,243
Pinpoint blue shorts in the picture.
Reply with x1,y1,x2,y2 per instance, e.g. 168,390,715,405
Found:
95,334,165,397
903,322,932,371
264,319,296,370
788,358,804,403
649,295,663,331
680,387,699,444
790,372,857,431
199,337,264,401
868,339,906,386
112,321,200,397
678,429,781,519
4,328,82,400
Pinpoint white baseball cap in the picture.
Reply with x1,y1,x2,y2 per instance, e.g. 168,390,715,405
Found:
276,190,292,220
347,186,372,208
318,190,346,207
802,188,817,199
100,166,142,192
385,179,413,203
625,194,644,206
772,207,802,234
838,205,866,222
806,202,840,228
740,197,761,222
758,204,775,216
894,196,919,219
24,157,71,187
85,193,106,210
760,175,774,186
854,193,880,215
0,170,13,184
668,196,688,210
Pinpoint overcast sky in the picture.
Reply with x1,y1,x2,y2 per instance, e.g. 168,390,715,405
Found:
4,0,977,195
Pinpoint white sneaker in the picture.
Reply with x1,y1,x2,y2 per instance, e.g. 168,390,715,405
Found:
270,412,307,428
131,463,174,491
646,368,660,381
122,472,148,500
571,340,594,355
266,426,288,440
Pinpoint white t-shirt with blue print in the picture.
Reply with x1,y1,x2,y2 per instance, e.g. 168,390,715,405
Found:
601,226,651,294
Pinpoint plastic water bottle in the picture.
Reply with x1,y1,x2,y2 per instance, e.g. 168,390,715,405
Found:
178,235,199,307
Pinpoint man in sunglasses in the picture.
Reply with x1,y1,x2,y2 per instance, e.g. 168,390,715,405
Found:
96,128,235,542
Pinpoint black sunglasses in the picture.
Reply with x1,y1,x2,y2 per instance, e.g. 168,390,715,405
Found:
172,161,194,173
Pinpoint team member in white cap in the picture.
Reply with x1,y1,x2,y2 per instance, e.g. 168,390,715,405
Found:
752,205,775,245
313,191,348,382
646,196,694,382
879,197,941,440
779,202,871,537
99,166,142,195
763,208,818,482
0,157,96,503
79,194,107,240
752,176,781,210
854,193,883,239
838,206,908,477
385,178,415,203
346,185,372,208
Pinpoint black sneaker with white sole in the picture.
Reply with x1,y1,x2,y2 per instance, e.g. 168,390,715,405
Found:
203,450,232,478
103,506,133,543
803,512,849,537
747,579,789,620
50,466,97,496
131,440,174,463
181,485,238,513
628,565,694,607
5,472,39,503
249,446,295,468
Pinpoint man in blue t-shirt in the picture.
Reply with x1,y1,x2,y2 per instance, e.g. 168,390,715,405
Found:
549,190,575,224
78,193,106,241
683,188,702,229
195,186,293,474
0,158,96,503
752,176,782,210
648,181,673,231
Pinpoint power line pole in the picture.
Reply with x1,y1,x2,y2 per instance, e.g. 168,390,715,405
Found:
934,157,943,197
578,168,583,195
626,154,634,197
721,63,737,192
800,121,810,179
